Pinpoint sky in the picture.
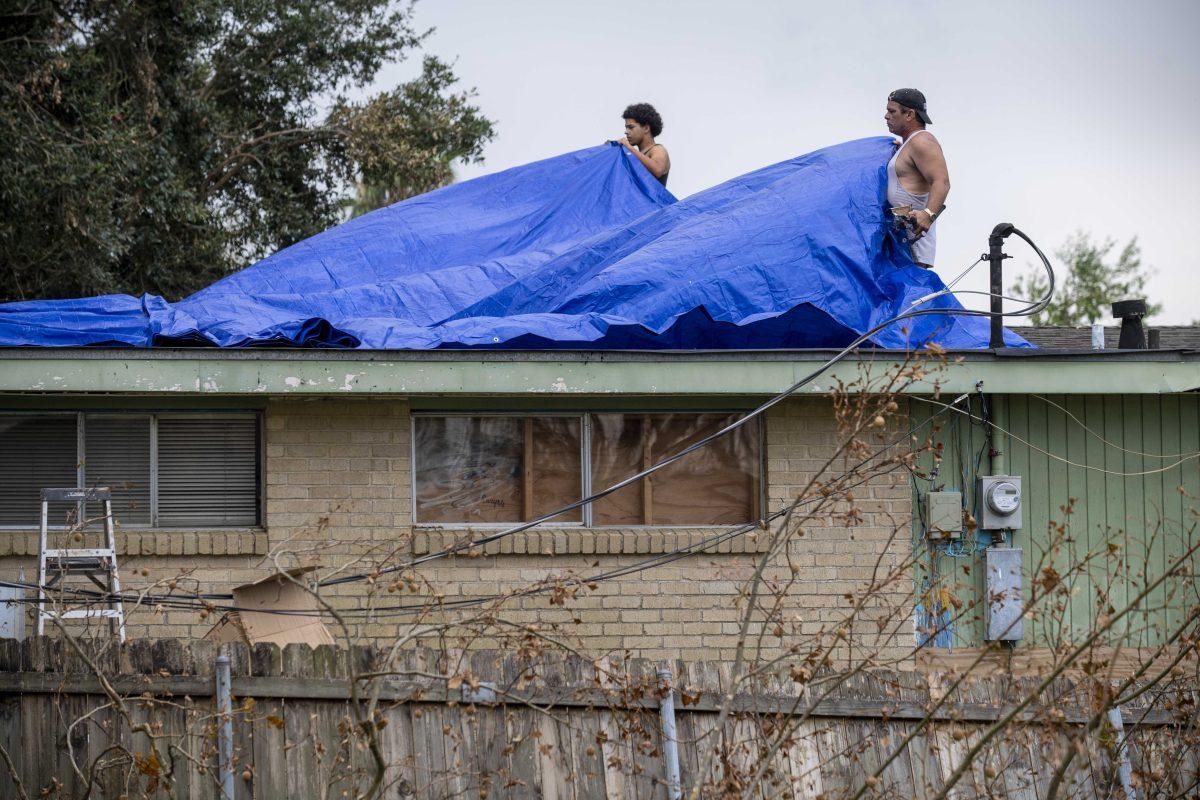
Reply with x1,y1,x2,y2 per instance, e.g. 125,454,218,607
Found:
368,0,1200,324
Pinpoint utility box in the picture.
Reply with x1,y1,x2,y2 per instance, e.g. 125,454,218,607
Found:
0,586,24,640
985,547,1023,641
923,491,962,539
978,475,1022,530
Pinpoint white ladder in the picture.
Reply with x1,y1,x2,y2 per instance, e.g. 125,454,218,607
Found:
37,487,127,642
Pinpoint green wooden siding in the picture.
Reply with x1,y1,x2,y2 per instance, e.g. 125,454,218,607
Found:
912,394,1200,649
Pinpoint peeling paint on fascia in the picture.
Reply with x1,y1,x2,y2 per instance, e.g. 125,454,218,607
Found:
252,383,268,393
341,373,359,391
549,376,568,392
202,379,219,391
284,376,302,388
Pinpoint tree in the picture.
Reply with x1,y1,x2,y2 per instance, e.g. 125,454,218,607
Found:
0,1,495,303
337,56,494,217
1010,232,1160,326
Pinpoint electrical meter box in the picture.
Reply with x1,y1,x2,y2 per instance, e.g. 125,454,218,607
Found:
923,491,962,539
977,475,1022,530
985,547,1024,641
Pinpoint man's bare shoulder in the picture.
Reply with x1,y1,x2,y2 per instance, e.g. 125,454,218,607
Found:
907,131,943,154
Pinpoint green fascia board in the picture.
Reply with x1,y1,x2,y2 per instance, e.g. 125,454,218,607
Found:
0,349,1197,396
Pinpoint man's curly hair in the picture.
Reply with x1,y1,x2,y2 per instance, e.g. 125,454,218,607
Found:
622,103,663,137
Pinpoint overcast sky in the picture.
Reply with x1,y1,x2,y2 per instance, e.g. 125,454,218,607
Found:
369,0,1199,324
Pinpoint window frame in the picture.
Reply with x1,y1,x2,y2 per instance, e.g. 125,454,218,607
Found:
411,409,766,529
411,411,589,527
0,410,263,530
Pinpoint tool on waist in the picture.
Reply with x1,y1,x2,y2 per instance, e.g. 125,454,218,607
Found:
890,204,946,243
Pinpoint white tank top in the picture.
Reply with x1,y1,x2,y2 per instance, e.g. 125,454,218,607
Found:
887,130,937,266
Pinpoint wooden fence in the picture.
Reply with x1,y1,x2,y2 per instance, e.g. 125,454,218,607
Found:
0,637,1195,799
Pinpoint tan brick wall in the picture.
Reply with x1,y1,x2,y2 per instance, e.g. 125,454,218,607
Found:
0,396,915,662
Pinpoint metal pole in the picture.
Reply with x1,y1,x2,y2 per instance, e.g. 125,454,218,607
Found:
1107,706,1138,800
657,666,682,800
988,224,1012,350
215,650,235,800
990,394,1007,476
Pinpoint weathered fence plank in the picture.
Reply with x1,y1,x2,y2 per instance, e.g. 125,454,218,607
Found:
0,638,1197,799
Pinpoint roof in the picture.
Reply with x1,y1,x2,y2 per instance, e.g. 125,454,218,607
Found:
0,139,1027,351
1018,325,1200,351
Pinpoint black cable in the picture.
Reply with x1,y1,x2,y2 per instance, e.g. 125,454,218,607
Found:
14,226,1056,611
4,394,966,618
320,225,1055,588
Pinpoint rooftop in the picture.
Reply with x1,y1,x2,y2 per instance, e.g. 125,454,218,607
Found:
1,325,1198,397
1017,324,1200,351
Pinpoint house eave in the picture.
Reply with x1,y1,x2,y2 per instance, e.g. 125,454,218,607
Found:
0,348,1197,396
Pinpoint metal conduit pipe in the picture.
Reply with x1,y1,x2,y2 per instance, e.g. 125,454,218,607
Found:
1107,706,1138,800
988,223,1016,350
215,651,235,800
658,665,683,800
990,393,1007,476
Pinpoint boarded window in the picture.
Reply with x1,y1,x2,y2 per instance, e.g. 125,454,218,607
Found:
0,412,260,528
413,416,583,524
591,413,761,525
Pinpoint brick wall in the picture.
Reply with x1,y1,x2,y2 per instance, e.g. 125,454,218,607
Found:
0,397,915,662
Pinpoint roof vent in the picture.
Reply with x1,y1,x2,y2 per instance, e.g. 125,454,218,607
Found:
1111,299,1147,350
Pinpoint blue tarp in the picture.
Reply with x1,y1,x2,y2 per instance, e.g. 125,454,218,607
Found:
0,137,1029,349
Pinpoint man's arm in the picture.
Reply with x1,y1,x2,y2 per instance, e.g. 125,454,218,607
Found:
617,138,670,180
907,135,950,233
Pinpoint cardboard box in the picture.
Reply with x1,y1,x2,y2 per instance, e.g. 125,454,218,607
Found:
204,566,335,646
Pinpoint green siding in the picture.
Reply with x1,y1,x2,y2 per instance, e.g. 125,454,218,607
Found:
912,393,1200,649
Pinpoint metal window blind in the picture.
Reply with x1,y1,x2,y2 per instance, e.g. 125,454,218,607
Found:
83,414,152,526
0,415,79,526
156,415,259,527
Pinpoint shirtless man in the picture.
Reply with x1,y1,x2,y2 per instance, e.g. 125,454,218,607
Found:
884,88,949,268
616,103,670,187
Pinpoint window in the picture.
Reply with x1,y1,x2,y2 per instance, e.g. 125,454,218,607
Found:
591,413,761,526
0,412,260,529
413,412,761,526
414,416,582,524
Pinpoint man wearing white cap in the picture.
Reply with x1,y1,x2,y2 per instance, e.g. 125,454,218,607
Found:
884,88,949,268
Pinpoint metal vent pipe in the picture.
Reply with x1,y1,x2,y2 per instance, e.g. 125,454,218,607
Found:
1112,299,1148,350
988,223,1016,349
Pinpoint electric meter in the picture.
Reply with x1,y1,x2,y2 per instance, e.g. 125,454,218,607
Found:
986,480,1021,515
977,475,1022,530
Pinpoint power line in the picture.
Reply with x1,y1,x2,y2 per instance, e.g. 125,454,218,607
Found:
9,226,1057,614
910,395,1200,477
1031,394,1199,459
318,227,1055,589
1,394,966,619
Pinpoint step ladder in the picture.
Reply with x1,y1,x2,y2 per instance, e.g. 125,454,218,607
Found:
36,487,127,642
